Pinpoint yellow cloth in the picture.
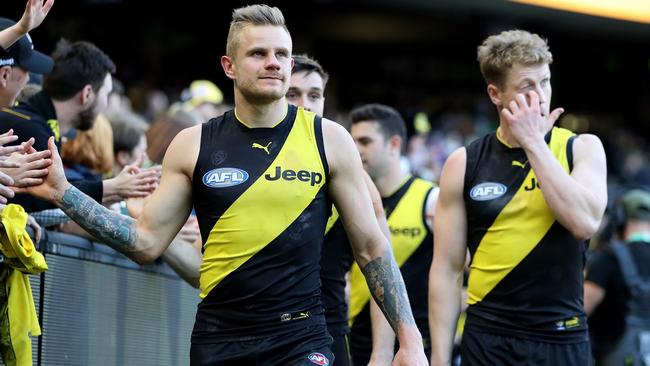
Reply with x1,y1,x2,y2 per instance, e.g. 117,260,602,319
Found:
0,204,47,366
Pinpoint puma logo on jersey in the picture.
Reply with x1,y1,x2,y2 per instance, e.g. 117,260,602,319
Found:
265,166,323,186
512,160,528,169
252,141,272,155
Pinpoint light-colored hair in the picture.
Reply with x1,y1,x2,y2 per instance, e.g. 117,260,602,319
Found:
61,113,114,175
477,29,553,87
226,4,288,57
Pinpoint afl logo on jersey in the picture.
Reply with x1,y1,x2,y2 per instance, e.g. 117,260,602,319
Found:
202,168,249,188
307,352,330,366
470,182,507,201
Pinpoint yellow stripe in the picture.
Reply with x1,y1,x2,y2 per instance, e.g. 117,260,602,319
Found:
349,178,433,324
324,206,339,235
0,108,31,120
199,109,326,298
467,127,574,304
47,119,60,142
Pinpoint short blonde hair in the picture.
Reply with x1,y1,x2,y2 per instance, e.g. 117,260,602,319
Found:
477,29,553,87
226,4,288,57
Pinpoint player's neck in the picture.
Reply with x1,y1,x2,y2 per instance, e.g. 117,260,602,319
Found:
375,162,409,198
496,124,520,148
234,96,288,128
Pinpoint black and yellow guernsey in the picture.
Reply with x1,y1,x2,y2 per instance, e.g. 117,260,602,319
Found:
320,207,355,336
191,104,331,343
464,126,588,343
349,176,434,351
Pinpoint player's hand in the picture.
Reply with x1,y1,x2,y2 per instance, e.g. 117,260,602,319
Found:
392,346,428,366
15,137,71,203
500,91,563,148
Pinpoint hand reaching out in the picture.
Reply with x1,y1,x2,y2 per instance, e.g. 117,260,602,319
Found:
17,0,55,34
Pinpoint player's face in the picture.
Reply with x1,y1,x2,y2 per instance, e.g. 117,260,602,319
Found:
492,63,552,119
286,71,325,116
76,74,112,131
351,121,391,179
228,25,293,103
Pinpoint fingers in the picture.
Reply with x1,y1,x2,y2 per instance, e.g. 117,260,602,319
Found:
0,182,15,202
21,137,35,152
13,177,44,188
43,0,54,14
48,136,62,163
548,107,565,125
0,171,14,186
0,129,14,138
0,160,20,169
0,145,25,157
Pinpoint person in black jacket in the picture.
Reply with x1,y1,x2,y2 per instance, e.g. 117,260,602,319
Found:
0,39,158,212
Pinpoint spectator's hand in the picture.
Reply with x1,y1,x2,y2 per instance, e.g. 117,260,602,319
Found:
0,140,52,188
0,130,24,161
17,0,55,34
0,176,15,204
111,163,159,199
26,214,42,244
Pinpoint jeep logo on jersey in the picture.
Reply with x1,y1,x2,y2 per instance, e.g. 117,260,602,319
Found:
307,353,329,366
391,226,421,237
265,166,323,186
202,168,249,188
470,182,507,201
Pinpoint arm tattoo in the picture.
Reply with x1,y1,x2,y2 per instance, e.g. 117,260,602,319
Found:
361,252,416,331
60,185,138,253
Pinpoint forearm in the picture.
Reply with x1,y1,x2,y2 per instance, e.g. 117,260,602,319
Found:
0,25,27,49
58,184,141,258
524,141,601,238
360,249,422,347
429,266,463,365
369,298,396,365
161,238,201,288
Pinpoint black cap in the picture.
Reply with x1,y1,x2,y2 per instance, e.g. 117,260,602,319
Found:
0,17,53,74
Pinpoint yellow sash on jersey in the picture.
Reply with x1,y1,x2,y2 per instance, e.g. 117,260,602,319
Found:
324,206,339,235
348,178,433,325
199,109,326,298
467,127,574,304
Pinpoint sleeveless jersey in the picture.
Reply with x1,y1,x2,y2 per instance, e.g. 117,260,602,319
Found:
320,207,355,336
349,176,434,349
464,127,588,343
190,105,330,342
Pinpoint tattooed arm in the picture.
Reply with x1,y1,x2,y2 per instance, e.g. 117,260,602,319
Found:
22,129,200,264
323,120,427,366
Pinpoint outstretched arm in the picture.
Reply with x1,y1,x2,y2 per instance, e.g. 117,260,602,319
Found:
323,120,427,366
0,0,54,49
24,128,199,264
429,148,467,366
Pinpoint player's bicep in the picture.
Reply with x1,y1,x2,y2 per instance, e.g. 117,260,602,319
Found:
324,120,383,262
138,127,199,250
570,134,607,211
433,148,467,273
